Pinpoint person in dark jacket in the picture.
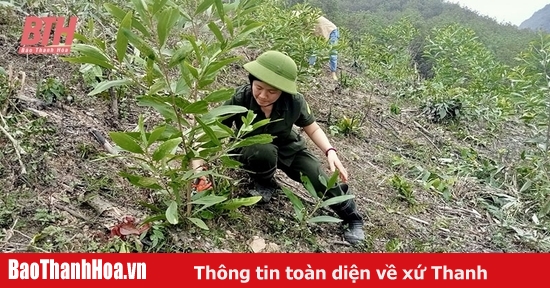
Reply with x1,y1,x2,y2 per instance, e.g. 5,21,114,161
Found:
193,50,365,244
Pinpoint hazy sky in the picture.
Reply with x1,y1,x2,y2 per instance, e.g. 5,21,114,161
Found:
444,0,549,26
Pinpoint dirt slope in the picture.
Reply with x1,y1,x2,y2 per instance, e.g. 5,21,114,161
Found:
0,12,534,253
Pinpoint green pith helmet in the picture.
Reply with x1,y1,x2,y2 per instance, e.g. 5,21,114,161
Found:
243,50,298,95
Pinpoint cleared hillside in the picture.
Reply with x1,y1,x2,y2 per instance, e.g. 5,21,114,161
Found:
0,0,549,253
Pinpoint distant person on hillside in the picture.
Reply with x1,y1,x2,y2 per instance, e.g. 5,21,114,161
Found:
191,50,365,244
310,15,340,81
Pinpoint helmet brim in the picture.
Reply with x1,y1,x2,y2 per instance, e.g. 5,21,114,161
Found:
244,61,298,95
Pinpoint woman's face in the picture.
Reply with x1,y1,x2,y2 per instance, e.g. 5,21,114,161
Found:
252,80,282,107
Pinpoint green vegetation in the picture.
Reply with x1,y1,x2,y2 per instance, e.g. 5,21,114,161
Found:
301,0,540,67
1,0,550,252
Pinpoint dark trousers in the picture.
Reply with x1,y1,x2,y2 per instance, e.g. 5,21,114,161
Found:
237,143,345,199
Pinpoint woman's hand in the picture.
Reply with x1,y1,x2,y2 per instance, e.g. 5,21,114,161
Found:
302,122,349,182
327,150,348,182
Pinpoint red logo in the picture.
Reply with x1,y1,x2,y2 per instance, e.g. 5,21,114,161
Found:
18,16,77,55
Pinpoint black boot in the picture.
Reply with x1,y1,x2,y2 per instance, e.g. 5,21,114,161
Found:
249,177,281,203
329,184,365,244
248,166,281,203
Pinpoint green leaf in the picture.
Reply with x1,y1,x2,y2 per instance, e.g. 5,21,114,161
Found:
204,88,234,103
173,98,191,111
185,34,202,61
201,105,247,122
240,21,262,36
184,61,200,79
157,8,181,48
173,77,190,95
281,187,304,221
326,169,340,191
137,177,162,188
166,201,179,224
109,132,144,154
208,21,225,45
301,174,319,199
136,96,178,122
121,27,156,60
227,39,250,50
232,134,273,149
219,196,261,210
214,0,225,21
306,216,343,224
220,155,242,168
177,9,192,22
195,0,215,15
119,172,163,190
149,80,167,95
198,77,215,89
191,194,228,215
147,125,166,147
88,79,133,96
139,201,162,213
203,57,240,77
251,118,271,131
116,11,133,63
138,114,147,147
191,195,227,205
188,217,209,230
225,15,235,36
71,44,111,63
60,56,115,70
131,0,148,24
320,195,355,208
104,3,150,36
152,137,182,161
152,0,169,15
200,210,215,220
195,116,221,146
215,120,236,137
241,110,256,126
182,100,209,114
222,1,238,11
318,174,327,188
178,63,193,88
142,213,166,225
169,41,193,67
72,32,88,43
196,125,231,143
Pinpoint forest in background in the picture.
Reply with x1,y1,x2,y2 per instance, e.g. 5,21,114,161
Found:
290,0,541,67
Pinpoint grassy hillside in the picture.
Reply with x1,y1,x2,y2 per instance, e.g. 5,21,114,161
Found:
1,0,550,253
298,0,540,67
